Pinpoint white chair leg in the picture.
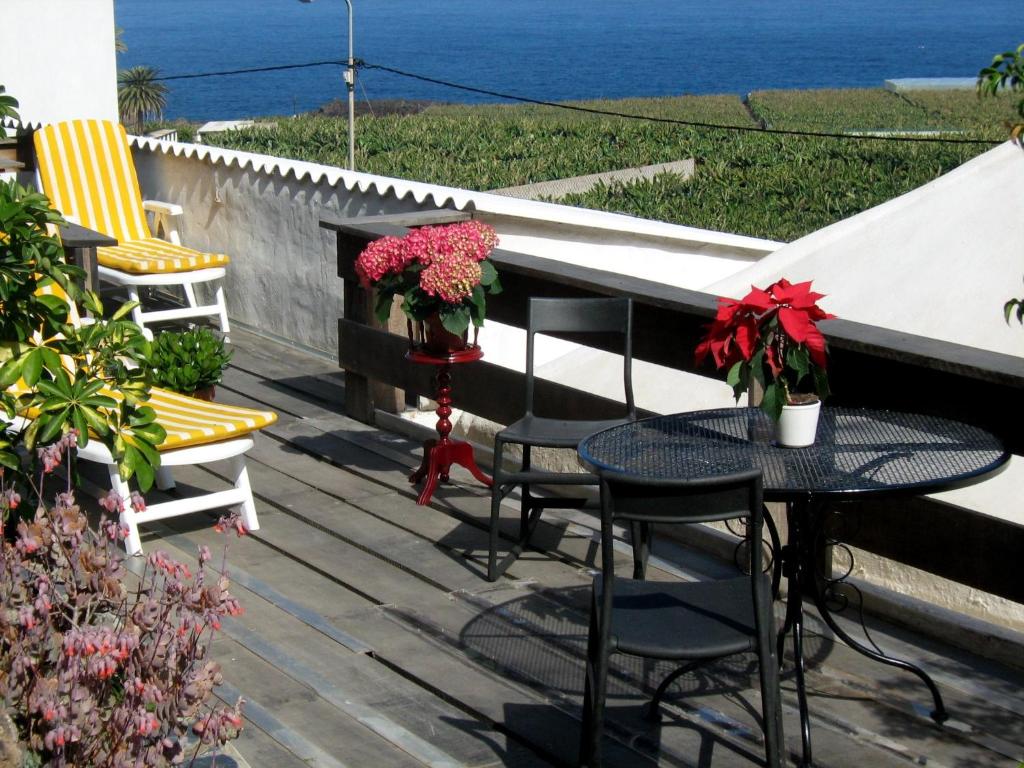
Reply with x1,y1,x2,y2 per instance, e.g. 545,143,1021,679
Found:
183,282,199,308
229,454,259,532
215,284,231,341
107,464,143,556
127,286,145,330
156,465,175,491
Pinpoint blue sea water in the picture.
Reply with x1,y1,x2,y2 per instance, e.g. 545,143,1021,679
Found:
115,0,1019,121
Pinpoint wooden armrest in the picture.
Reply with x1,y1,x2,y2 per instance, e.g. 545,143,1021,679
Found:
142,200,184,217
58,221,117,248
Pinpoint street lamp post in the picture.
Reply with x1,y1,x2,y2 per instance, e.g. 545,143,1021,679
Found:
301,0,356,171
342,0,355,171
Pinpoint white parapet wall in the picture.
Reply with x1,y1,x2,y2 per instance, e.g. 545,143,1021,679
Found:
129,136,778,359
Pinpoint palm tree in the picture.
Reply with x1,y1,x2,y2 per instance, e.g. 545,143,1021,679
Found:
117,66,167,134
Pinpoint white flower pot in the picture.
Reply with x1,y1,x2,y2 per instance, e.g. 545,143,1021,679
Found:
775,399,821,448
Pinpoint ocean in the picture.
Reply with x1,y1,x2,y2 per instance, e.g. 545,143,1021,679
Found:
115,0,1019,121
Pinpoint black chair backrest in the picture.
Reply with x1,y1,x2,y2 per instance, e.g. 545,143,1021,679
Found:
524,297,634,417
599,468,765,578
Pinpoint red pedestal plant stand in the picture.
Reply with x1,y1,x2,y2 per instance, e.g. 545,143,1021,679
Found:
406,345,492,505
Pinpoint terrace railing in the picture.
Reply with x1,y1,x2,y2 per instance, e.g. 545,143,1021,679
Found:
322,211,1024,606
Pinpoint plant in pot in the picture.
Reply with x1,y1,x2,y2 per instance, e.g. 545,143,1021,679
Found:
355,220,501,355
149,327,232,400
695,278,836,447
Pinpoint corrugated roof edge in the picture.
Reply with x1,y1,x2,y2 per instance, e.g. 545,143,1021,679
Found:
129,133,782,258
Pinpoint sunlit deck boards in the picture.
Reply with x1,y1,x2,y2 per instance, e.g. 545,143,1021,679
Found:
125,327,1024,768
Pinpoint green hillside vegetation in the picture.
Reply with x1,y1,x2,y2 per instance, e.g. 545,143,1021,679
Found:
207,88,1007,242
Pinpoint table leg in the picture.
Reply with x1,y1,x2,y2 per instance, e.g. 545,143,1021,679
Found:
803,503,948,724
777,497,949,765
779,501,813,766
408,363,492,506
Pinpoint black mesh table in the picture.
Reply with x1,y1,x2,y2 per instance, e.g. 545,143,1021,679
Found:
579,407,1009,767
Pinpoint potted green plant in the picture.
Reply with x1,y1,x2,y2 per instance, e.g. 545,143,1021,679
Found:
355,220,502,354
695,278,836,447
149,327,231,400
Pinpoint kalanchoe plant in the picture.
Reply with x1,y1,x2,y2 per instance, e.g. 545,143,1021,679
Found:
149,327,232,397
695,278,837,420
355,220,502,337
0,178,165,493
0,437,246,767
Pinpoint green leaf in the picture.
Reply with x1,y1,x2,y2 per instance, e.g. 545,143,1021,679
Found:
726,359,747,401
38,407,70,443
786,345,810,385
760,382,785,421
440,307,470,336
0,356,25,389
110,300,140,321
21,348,43,386
479,260,498,286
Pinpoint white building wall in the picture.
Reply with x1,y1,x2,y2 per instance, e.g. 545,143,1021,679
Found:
1,0,118,124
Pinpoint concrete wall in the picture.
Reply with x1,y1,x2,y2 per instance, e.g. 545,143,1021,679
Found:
131,145,431,356
1,0,118,124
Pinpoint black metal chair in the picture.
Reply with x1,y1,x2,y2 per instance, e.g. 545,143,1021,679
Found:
487,297,635,582
579,469,784,768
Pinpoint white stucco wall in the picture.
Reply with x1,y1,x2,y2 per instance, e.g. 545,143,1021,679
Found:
708,142,1024,358
1,0,118,124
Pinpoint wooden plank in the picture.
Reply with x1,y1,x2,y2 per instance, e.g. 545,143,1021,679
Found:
319,209,468,231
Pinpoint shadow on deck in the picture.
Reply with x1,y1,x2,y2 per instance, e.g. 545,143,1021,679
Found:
123,327,1024,768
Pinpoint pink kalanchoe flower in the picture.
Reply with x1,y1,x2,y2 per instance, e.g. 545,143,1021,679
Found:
99,490,124,514
129,490,146,513
37,444,62,474
2,488,20,510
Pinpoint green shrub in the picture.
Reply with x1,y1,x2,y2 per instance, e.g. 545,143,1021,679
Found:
149,327,231,394
206,90,996,241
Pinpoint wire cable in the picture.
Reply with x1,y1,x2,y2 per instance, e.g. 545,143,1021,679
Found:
153,60,346,81
150,58,1001,146
362,62,1000,145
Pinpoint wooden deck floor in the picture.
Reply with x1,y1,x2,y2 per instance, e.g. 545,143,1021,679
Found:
120,327,1024,768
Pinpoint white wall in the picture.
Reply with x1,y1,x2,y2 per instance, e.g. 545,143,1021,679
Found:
1,0,118,124
708,142,1024,358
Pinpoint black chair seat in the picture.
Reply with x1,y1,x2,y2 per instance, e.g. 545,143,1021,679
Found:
499,415,634,448
596,575,762,660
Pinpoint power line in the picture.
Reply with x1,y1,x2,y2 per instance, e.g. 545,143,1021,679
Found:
362,63,999,146
153,60,346,81
150,58,1001,146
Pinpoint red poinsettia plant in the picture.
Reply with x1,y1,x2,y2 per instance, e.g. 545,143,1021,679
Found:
355,220,501,338
695,278,837,420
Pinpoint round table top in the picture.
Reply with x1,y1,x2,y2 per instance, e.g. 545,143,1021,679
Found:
578,407,1010,500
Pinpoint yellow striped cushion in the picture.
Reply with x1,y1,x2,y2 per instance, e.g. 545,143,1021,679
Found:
146,387,277,450
35,119,151,243
8,380,277,452
99,238,230,274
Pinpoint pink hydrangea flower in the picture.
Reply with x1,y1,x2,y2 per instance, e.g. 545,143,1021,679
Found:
354,235,410,286
419,255,482,304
